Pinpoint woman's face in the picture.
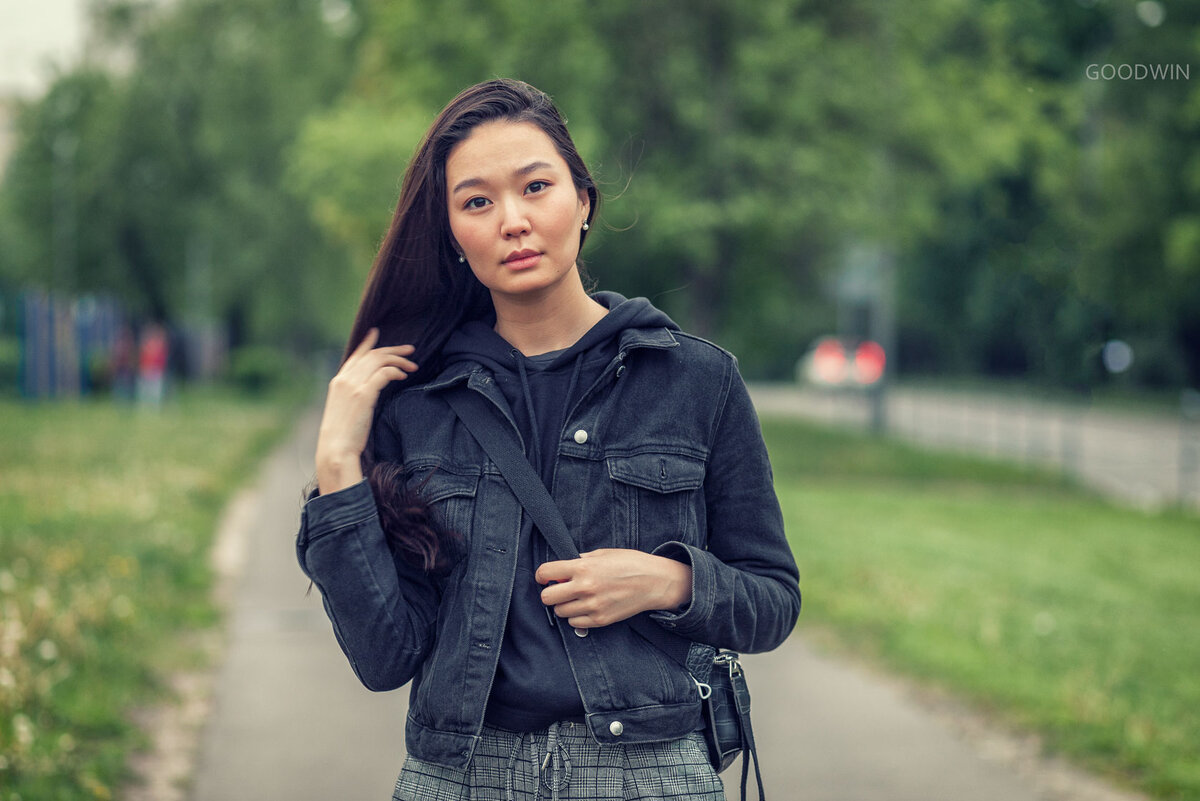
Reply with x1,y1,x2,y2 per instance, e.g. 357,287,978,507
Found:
445,120,590,302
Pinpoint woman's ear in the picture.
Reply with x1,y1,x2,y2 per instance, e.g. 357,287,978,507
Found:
578,190,591,226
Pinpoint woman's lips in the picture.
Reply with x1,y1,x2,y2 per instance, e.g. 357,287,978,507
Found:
503,251,541,270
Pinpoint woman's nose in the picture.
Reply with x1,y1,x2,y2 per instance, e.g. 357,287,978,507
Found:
499,201,531,238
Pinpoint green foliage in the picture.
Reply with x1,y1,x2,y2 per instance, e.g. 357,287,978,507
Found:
0,0,358,348
228,344,299,395
764,416,1200,800
1,0,1196,386
897,1,1200,388
0,390,298,799
0,336,19,395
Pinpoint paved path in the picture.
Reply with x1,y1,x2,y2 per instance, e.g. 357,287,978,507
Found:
188,408,1147,801
190,411,406,801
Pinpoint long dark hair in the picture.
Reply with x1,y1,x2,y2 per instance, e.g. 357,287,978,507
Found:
347,79,599,571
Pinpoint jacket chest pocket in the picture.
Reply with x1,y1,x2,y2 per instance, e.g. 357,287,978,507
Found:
404,464,480,540
606,452,706,550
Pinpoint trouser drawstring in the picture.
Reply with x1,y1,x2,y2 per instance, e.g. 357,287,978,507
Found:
535,722,571,801
505,722,572,801
504,733,522,801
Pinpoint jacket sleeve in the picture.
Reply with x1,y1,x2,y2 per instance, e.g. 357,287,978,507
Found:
295,414,439,691
648,358,801,653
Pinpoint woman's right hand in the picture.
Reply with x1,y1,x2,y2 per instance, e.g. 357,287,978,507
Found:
315,328,419,495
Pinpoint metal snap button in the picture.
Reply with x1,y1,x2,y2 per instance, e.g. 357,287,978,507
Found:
573,627,589,638
609,720,624,736
573,429,588,444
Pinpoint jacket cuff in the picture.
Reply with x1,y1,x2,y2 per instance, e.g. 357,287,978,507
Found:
648,541,715,633
298,479,377,547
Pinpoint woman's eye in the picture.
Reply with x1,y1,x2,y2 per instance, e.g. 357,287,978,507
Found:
464,197,490,210
525,181,549,194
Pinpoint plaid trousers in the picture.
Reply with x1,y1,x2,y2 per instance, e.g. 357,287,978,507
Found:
392,721,726,801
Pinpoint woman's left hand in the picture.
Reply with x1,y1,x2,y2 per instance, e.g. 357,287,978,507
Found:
535,549,692,629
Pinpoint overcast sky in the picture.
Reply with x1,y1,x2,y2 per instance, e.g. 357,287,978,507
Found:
0,0,88,98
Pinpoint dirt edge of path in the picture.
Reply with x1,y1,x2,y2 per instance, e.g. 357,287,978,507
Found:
120,476,260,801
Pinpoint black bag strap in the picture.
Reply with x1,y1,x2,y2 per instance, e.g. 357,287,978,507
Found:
443,386,691,665
730,658,766,801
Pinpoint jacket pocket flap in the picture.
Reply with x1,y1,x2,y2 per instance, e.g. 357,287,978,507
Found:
406,466,479,503
607,453,705,494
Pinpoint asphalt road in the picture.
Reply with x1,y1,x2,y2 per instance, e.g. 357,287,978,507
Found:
183,403,1151,801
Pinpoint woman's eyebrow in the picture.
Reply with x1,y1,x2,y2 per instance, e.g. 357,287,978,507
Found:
516,160,553,176
452,161,554,195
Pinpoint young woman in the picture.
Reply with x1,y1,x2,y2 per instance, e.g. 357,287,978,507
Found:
297,79,801,801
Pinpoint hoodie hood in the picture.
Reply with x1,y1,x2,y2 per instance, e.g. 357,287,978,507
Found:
440,291,678,376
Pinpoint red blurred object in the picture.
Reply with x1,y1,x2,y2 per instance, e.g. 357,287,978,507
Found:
811,337,848,385
853,340,886,385
800,337,886,387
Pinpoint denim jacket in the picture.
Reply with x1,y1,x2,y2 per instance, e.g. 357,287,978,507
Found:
296,325,801,769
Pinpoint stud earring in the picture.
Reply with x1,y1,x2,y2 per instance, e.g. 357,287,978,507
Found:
582,222,590,231
458,255,466,263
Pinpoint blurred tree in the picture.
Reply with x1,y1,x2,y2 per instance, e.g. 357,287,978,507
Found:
0,71,141,300
899,0,1200,388
4,0,1195,388
0,0,360,352
294,0,1080,377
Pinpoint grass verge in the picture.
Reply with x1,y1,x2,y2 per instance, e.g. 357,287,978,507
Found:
0,387,305,801
762,417,1200,801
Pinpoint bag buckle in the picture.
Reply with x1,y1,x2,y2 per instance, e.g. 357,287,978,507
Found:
714,650,743,679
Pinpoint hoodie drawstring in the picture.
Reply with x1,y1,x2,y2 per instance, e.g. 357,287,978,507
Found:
559,353,585,435
514,354,542,475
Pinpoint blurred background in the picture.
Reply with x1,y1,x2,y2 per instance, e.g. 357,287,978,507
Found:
2,0,1197,397
2,2,1199,801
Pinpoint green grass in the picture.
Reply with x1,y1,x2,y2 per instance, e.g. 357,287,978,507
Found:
763,417,1200,801
0,388,304,801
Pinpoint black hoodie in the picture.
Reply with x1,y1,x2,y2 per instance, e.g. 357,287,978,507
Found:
439,292,678,731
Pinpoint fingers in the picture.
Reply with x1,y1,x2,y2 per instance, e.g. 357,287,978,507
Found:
547,598,616,629
538,562,601,623
552,603,600,626
539,578,579,606
316,333,420,494
536,549,686,629
340,344,419,384
350,344,417,369
366,364,413,393
534,559,574,585
352,327,380,357
371,352,420,375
